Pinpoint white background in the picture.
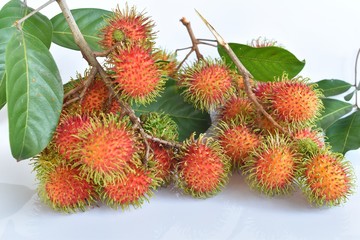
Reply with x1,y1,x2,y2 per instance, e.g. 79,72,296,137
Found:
1,0,360,239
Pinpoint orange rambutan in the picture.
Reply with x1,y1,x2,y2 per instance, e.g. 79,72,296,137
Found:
153,48,179,78
81,76,110,113
73,114,142,184
100,4,155,49
270,78,323,124
110,44,164,104
149,142,175,186
175,134,230,198
216,119,261,168
244,134,299,195
53,114,91,161
218,95,255,123
34,150,97,213
299,151,354,206
179,59,235,111
100,164,157,209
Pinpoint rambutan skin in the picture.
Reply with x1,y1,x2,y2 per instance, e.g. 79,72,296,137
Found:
140,112,179,141
100,165,158,210
110,44,164,104
175,134,231,198
73,114,142,184
149,142,175,186
179,59,235,111
218,95,255,123
244,134,299,196
33,150,97,213
100,5,155,49
299,151,354,207
216,119,261,168
81,76,110,113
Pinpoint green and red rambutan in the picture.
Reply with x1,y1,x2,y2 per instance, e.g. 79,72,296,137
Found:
149,141,175,186
33,150,97,213
175,134,230,198
292,128,326,155
110,43,165,104
269,77,323,124
100,4,155,49
218,95,255,123
53,114,91,161
216,119,261,169
73,113,143,184
81,76,110,113
179,59,235,111
153,48,179,78
244,134,299,196
100,164,158,210
298,150,354,207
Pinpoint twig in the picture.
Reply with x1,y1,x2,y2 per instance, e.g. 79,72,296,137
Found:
180,17,204,61
195,10,286,133
145,134,183,149
56,0,152,165
176,48,194,72
15,0,56,30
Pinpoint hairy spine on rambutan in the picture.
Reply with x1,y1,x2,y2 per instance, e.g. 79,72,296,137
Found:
298,150,354,207
218,94,255,123
153,48,179,79
100,164,158,210
292,128,326,155
216,118,261,169
110,43,165,104
244,134,300,196
81,75,110,113
73,113,143,184
33,150,97,213
179,58,235,111
100,4,155,49
175,134,230,198
140,112,179,142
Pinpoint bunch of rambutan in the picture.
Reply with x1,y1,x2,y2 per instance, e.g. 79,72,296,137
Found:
32,5,355,213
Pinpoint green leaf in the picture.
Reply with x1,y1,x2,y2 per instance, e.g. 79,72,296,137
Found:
326,110,360,154
314,79,353,97
5,31,63,160
218,43,305,81
132,79,211,141
0,0,53,48
51,8,112,51
344,90,355,101
0,0,53,110
317,98,353,130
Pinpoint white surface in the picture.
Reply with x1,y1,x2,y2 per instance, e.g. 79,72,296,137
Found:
1,0,360,239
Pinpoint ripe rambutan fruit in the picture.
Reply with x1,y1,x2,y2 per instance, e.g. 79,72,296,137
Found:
110,43,164,104
179,59,235,111
149,141,175,186
140,112,179,141
53,114,91,161
233,74,254,93
100,4,155,49
100,164,158,209
81,76,110,113
216,119,261,168
73,114,142,184
244,134,299,196
218,95,255,123
153,49,179,78
175,134,230,198
299,151,354,207
33,150,97,213
292,128,325,155
270,78,323,124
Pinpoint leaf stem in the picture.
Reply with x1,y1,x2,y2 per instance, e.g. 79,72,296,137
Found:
195,10,287,134
15,0,56,30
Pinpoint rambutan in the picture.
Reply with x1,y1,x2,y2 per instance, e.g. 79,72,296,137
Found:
292,128,325,155
149,142,175,186
216,119,261,168
179,59,235,111
140,112,179,141
81,76,110,113
100,4,155,49
34,150,97,213
299,151,354,206
53,114,91,161
175,134,230,198
270,78,323,124
218,95,255,123
73,114,142,184
153,49,179,78
244,134,299,195
100,164,157,209
110,44,164,104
